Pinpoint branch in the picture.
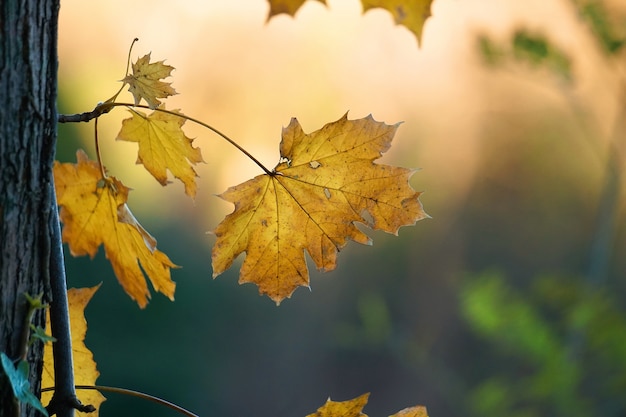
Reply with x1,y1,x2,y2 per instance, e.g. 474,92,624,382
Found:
77,386,198,417
57,102,114,123
59,102,273,175
41,385,199,417
46,182,89,417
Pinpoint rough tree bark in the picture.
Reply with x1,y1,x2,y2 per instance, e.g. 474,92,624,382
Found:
0,0,60,416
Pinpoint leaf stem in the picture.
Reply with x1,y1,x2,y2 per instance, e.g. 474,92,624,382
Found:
58,102,273,175
41,385,200,417
99,37,140,105
94,118,107,179
124,38,139,78
138,104,273,175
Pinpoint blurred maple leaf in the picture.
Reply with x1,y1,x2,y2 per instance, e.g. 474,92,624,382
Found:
361,0,434,45
267,0,326,18
212,113,428,304
42,285,106,417
122,53,177,109
116,108,204,198
265,0,434,45
54,150,177,308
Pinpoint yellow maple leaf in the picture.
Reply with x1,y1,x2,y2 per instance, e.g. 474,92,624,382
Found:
306,393,429,417
266,0,327,18
54,150,177,308
389,406,429,417
122,53,177,109
307,394,370,417
42,285,106,417
212,113,428,304
361,0,434,45
116,108,204,198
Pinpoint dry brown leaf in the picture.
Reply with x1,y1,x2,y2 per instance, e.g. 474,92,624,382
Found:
122,53,177,109
42,285,106,417
212,113,428,304
54,150,177,308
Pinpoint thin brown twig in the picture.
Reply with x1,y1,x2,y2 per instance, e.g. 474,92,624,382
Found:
93,118,107,179
41,385,199,417
58,102,273,175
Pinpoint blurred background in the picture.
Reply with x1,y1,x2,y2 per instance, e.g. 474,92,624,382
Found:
55,0,626,416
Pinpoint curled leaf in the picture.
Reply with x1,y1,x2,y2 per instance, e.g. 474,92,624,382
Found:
54,150,177,308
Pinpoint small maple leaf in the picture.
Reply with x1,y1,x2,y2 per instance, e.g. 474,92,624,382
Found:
307,394,369,417
54,150,177,308
42,285,106,417
116,108,204,198
266,0,327,18
361,0,434,45
212,113,428,304
122,53,177,109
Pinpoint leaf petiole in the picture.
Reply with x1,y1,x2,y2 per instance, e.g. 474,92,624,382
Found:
100,38,140,105
94,117,107,180
59,102,273,175
119,103,273,175
124,38,140,80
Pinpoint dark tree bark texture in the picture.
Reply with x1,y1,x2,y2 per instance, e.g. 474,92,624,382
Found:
0,0,59,416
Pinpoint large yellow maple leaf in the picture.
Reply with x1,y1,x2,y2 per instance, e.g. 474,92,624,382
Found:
54,150,177,308
122,53,177,109
42,285,106,417
116,108,204,198
212,114,428,304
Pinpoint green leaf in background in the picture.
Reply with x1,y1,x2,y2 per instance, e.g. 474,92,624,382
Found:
461,272,626,417
476,29,572,82
576,0,625,54
512,30,572,81
477,35,505,67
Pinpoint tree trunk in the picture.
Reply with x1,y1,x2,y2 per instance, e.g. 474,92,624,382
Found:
0,0,59,416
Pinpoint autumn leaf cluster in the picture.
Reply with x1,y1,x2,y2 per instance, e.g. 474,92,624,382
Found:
45,2,434,416
54,53,427,306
